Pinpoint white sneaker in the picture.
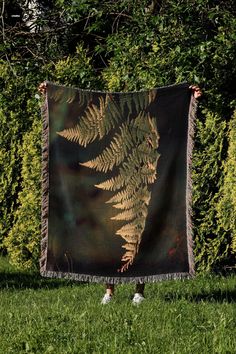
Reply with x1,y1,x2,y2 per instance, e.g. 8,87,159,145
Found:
101,293,112,304
132,293,145,305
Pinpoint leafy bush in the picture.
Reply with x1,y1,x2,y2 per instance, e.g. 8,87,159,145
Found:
3,118,41,270
0,59,44,249
216,110,236,257
192,110,227,272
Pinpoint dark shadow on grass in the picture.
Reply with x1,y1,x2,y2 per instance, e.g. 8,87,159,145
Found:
163,290,236,303
0,272,86,290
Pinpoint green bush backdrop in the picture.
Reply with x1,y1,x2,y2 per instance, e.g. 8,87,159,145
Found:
0,0,235,271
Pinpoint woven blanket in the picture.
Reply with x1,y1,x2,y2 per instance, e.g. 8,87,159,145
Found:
41,82,196,283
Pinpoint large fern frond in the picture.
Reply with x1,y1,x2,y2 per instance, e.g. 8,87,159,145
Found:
81,111,160,271
57,90,160,273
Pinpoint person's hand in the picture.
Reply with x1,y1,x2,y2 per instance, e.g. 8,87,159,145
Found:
38,82,47,95
189,85,202,99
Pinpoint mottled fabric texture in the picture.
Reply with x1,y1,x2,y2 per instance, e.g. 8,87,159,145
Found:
41,82,196,283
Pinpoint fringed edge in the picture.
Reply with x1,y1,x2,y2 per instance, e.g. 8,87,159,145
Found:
186,94,198,277
40,90,49,275
40,270,194,284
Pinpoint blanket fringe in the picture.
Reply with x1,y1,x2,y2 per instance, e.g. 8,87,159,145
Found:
186,94,197,276
40,270,194,284
40,89,49,273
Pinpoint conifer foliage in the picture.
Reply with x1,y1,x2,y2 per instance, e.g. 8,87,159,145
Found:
58,92,160,272
216,110,236,256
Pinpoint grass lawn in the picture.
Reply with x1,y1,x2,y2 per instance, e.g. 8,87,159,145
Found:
0,257,235,354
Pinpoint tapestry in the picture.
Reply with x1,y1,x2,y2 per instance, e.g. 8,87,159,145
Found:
41,82,196,283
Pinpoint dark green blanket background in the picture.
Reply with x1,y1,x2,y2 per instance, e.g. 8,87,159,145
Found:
42,82,195,282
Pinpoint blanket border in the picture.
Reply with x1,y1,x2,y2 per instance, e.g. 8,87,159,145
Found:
40,90,49,273
186,94,197,278
40,82,197,283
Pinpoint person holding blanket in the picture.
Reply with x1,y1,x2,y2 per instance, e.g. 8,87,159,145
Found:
38,83,202,305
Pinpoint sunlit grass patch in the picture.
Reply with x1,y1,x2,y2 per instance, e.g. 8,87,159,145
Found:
0,257,235,353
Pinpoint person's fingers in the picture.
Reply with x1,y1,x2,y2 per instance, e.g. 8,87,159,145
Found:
195,88,202,96
189,85,202,98
38,82,47,94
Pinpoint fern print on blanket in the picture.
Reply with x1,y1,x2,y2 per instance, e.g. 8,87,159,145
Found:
41,82,196,283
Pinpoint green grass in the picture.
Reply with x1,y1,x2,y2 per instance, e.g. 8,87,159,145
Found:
0,257,235,354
